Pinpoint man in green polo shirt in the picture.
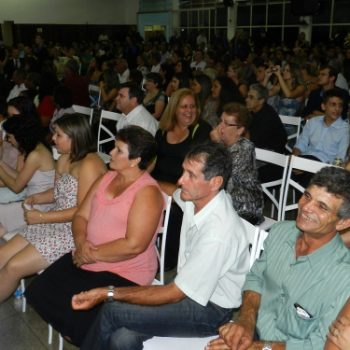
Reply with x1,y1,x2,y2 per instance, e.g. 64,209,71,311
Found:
208,166,350,350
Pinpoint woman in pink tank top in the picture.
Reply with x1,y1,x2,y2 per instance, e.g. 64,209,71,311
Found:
26,125,165,346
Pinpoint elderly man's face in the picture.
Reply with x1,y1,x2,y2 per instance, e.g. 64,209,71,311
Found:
245,89,263,113
296,185,344,238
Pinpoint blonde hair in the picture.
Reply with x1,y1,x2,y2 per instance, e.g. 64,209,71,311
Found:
159,88,200,131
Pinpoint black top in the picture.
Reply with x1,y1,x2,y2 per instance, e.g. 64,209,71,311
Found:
152,120,212,183
302,87,349,119
249,103,287,154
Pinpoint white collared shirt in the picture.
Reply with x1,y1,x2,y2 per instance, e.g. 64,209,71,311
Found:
117,104,158,136
174,189,250,308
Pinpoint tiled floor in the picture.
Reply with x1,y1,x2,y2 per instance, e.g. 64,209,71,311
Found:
0,268,177,350
0,294,77,350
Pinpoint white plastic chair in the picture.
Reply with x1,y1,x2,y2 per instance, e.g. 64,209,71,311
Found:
97,110,122,163
72,104,94,125
281,155,333,220
255,148,289,230
279,115,302,152
253,229,269,263
88,84,101,109
241,217,261,269
153,194,172,285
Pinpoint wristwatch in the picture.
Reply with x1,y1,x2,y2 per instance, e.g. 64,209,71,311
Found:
106,285,115,302
262,342,272,350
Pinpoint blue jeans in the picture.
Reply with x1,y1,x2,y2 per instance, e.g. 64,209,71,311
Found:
81,297,234,350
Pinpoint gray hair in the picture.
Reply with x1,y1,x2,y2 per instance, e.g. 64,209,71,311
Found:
249,83,268,102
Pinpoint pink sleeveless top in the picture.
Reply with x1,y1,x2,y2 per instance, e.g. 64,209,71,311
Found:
81,171,164,285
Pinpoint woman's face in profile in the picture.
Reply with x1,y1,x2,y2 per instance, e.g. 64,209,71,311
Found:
190,79,202,95
211,80,221,99
52,126,72,155
109,140,133,171
175,95,197,128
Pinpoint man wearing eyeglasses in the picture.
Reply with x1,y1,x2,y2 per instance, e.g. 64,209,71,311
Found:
245,84,287,183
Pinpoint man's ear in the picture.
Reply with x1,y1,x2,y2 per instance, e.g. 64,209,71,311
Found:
209,175,223,192
336,218,350,232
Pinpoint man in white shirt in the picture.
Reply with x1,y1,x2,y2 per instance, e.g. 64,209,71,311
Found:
115,58,130,84
6,69,27,102
190,50,207,71
72,142,250,350
115,82,158,136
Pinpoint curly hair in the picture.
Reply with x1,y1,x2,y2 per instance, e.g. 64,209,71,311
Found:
309,167,350,219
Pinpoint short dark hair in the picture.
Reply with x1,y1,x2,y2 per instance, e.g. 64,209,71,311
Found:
185,141,232,190
309,167,350,219
53,114,96,162
3,116,49,159
145,72,163,88
116,125,157,170
320,65,338,79
119,82,144,105
322,88,344,104
7,96,39,120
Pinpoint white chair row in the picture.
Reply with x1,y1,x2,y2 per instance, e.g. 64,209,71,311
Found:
255,148,335,225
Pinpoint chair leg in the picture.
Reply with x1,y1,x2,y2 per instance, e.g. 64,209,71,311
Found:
59,333,64,350
20,278,26,313
48,324,53,344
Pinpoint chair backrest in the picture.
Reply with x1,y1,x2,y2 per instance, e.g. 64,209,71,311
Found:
254,229,269,262
279,115,302,152
281,155,333,220
88,84,101,109
153,194,172,285
72,104,94,125
97,110,122,163
241,218,260,269
255,148,289,221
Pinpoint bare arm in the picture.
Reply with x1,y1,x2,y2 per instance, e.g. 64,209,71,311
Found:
0,151,41,193
72,281,186,310
153,99,166,120
72,176,104,266
24,154,106,225
275,67,305,99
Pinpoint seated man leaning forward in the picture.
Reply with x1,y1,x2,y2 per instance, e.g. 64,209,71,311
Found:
208,166,350,350
72,142,250,350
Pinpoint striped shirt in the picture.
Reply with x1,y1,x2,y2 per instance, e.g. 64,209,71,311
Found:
244,220,350,350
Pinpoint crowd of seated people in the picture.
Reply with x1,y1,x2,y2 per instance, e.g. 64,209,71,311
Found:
0,28,350,350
